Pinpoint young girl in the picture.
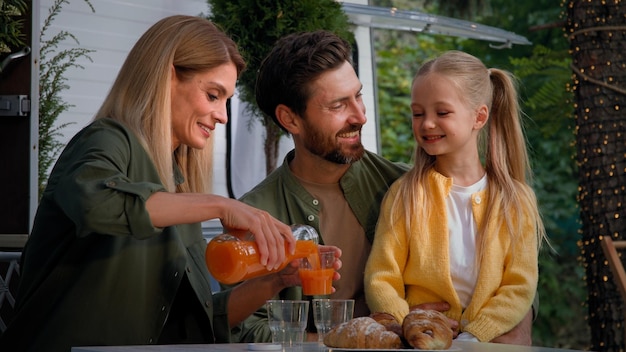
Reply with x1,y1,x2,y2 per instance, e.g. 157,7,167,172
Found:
364,50,547,343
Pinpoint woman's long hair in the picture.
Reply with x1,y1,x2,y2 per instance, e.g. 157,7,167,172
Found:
391,50,546,265
94,15,245,193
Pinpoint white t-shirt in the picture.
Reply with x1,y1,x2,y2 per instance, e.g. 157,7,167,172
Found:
447,175,487,308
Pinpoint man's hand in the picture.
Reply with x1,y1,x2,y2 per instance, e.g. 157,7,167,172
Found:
277,245,342,290
408,303,533,345
491,309,533,345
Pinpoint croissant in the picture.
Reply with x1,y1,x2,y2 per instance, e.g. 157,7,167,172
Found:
369,312,403,338
323,316,404,349
402,309,453,350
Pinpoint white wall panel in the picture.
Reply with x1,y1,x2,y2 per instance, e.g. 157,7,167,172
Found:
349,0,378,153
38,0,214,177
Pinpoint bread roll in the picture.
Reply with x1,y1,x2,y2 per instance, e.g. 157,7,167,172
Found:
402,309,453,350
323,316,404,349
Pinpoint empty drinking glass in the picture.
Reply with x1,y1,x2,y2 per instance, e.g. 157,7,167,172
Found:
266,300,310,351
312,298,354,345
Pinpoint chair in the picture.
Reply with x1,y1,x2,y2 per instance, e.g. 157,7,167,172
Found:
601,237,626,339
0,251,21,333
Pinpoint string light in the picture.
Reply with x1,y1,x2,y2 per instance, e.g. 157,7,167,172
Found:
564,0,626,350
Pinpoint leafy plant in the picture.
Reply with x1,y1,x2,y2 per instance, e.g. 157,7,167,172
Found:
510,45,579,248
38,0,94,196
511,44,585,350
0,0,28,54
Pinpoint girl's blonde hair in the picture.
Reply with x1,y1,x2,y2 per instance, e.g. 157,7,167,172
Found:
392,50,546,262
94,15,245,193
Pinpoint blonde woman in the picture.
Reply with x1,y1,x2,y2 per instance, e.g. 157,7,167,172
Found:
0,16,339,351
365,50,547,344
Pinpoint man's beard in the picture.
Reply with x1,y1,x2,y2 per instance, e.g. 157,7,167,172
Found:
304,125,365,164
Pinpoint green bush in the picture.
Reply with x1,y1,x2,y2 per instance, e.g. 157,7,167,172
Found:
0,0,28,54
38,0,94,196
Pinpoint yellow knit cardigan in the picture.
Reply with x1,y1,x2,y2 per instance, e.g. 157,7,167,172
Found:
364,169,538,342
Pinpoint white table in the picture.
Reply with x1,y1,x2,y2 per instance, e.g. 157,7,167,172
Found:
72,341,584,352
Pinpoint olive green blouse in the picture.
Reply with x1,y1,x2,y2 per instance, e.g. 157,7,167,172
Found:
0,118,231,351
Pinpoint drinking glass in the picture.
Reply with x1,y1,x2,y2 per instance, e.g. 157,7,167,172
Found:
298,251,335,296
312,298,354,345
266,299,309,351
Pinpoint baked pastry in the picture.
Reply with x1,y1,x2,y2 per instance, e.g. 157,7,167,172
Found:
323,316,404,349
402,309,453,350
369,312,403,337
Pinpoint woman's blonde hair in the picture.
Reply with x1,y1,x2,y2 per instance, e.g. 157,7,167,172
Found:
94,15,245,193
393,50,546,262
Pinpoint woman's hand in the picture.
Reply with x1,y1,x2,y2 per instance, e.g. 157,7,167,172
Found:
219,198,295,270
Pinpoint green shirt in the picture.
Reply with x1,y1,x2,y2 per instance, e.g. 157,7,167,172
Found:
231,150,408,342
0,118,231,351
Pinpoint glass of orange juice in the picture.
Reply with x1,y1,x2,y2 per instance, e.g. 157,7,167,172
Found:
298,251,335,295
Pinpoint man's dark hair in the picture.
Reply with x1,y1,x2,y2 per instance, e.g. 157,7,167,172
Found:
255,30,353,132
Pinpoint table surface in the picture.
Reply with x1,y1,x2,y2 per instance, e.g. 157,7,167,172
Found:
71,341,584,352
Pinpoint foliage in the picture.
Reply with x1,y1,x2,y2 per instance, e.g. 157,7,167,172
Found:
374,0,586,348
206,0,354,173
459,0,567,68
376,45,414,163
424,0,491,20
536,252,589,349
374,32,456,163
38,0,94,196
207,0,353,116
0,0,28,54
510,45,587,349
510,45,578,249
